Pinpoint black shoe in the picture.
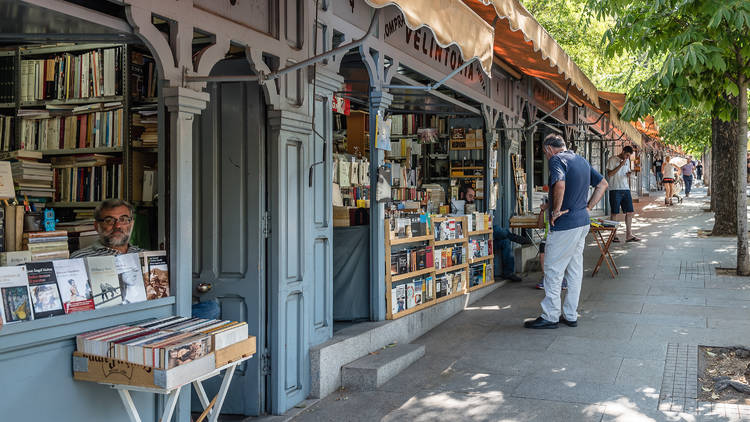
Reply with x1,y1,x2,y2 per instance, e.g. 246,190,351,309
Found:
503,274,522,282
524,317,558,329
507,232,532,245
559,316,578,327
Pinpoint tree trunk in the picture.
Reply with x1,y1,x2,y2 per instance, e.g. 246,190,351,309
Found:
711,119,718,211
711,105,739,236
736,79,749,275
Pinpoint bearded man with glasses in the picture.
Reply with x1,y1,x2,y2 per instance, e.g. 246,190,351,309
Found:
70,199,144,258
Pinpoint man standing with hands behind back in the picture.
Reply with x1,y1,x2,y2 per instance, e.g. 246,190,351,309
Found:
606,146,640,242
524,134,608,329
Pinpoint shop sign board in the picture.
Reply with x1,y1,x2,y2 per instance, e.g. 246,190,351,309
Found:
381,7,488,96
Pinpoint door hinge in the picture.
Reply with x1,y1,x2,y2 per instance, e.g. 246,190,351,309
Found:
261,352,271,375
262,212,271,238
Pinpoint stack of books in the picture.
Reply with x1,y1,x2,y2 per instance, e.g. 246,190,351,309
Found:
75,317,248,369
11,158,54,199
23,230,69,261
131,111,157,147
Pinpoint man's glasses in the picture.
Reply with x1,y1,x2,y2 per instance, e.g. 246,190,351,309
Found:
97,215,133,226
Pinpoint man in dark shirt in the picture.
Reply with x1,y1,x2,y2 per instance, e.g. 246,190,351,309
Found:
524,135,608,329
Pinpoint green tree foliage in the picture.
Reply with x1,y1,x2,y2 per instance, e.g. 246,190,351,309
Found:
585,0,750,273
656,108,711,156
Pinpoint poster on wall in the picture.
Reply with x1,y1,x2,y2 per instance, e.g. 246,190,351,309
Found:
375,111,392,151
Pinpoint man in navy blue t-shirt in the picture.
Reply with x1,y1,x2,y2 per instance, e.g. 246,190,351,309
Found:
524,134,609,329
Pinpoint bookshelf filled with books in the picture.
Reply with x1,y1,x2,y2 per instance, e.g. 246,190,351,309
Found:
0,43,158,211
0,42,160,250
385,214,494,320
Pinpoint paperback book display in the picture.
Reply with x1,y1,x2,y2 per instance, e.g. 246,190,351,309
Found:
0,251,170,323
75,317,248,370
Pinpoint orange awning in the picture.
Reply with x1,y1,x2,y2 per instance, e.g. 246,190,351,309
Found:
365,0,495,76
463,0,599,107
598,91,643,146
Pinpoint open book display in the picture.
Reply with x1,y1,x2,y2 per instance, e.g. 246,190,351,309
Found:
73,317,256,390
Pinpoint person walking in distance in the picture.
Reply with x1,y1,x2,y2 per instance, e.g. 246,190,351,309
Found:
662,156,680,205
681,156,696,196
524,134,608,329
606,146,640,242
653,155,663,190
696,160,703,184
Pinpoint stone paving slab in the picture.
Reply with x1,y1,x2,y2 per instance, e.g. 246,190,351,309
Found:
289,189,750,422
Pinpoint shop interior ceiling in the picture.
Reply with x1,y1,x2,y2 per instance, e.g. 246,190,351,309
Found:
338,51,482,116
0,0,140,44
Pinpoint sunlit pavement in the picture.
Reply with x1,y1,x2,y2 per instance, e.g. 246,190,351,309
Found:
293,183,750,422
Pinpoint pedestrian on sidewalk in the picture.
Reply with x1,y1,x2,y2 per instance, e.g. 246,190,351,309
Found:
653,155,663,190
524,134,608,329
662,156,680,205
696,160,703,183
681,156,696,196
606,146,640,242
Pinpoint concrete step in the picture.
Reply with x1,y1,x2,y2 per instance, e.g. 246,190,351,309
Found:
341,343,425,392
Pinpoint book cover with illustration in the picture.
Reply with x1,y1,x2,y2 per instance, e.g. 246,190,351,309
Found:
53,258,94,313
0,265,33,323
115,253,147,304
85,255,121,308
406,281,416,308
164,335,211,369
140,251,169,300
25,261,64,318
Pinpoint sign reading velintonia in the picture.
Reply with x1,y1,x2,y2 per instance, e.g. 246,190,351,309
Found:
381,7,488,96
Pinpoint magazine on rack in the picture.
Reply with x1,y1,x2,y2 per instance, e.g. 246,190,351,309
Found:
53,258,94,313
0,265,33,323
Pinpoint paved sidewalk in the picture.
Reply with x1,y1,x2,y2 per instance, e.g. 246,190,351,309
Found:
294,186,750,422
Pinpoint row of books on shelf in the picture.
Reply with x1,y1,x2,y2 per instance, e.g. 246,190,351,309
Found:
391,187,426,202
0,115,13,152
390,114,448,136
129,51,158,100
434,218,465,241
19,47,122,102
468,263,492,287
436,270,465,298
0,250,169,325
11,160,53,198
17,108,124,151
468,238,493,259
0,56,14,103
434,245,465,270
53,162,122,202
390,245,433,276
391,276,433,315
390,214,430,239
76,316,248,370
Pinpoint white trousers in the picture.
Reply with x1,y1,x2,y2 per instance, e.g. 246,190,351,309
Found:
541,225,589,322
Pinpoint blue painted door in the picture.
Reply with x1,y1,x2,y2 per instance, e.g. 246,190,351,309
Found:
192,59,267,416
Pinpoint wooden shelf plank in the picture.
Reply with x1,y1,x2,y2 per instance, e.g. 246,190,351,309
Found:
47,201,101,208
19,95,124,107
390,234,433,245
391,267,434,282
435,290,466,304
469,255,494,265
389,299,436,319
451,175,484,179
0,102,14,108
450,166,483,170
435,263,468,275
20,43,119,56
450,147,484,151
40,147,123,156
467,280,496,292
468,229,492,236
434,238,467,246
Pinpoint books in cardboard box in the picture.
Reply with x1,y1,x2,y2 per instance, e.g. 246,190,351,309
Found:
140,250,169,299
25,261,64,318
53,258,94,313
85,255,121,308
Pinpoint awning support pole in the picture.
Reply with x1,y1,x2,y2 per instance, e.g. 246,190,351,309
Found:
382,58,476,92
526,83,570,131
185,9,381,83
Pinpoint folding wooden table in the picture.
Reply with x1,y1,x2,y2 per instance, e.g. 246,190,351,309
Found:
590,225,618,278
